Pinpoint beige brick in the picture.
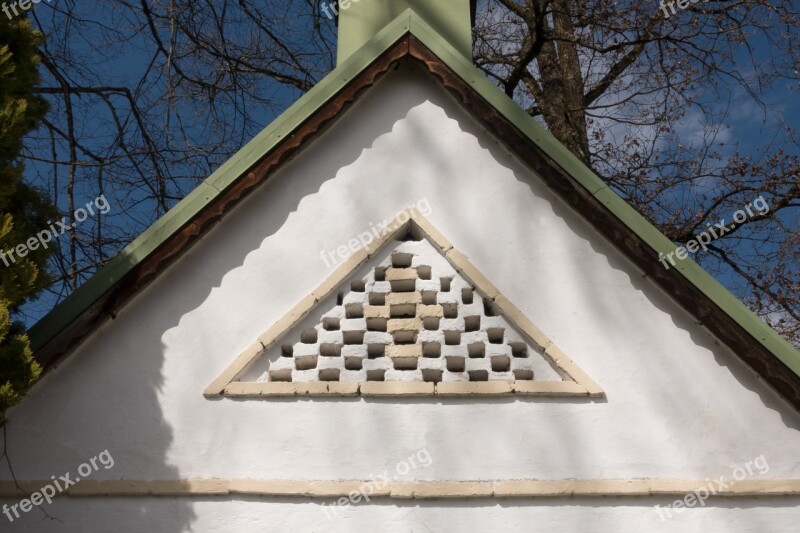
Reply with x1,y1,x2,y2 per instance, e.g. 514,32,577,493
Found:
544,344,604,397
181,479,231,495
70,479,230,496
572,479,649,496
0,481,45,497
643,478,800,496
690,478,784,495
435,381,513,396
309,481,367,497
22,481,52,494
388,318,422,332
295,382,329,396
230,480,310,496
409,214,453,252
224,382,297,397
445,249,501,300
258,293,318,348
512,380,587,396
204,341,265,397
360,381,434,396
416,304,443,318
386,268,418,281
313,248,369,301
492,480,575,497
326,381,360,396
386,292,421,305
355,480,392,497
148,480,228,495
67,480,142,496
389,482,416,499
259,383,299,397
307,480,393,498
224,382,266,397
647,479,702,495
493,295,552,349
727,480,800,495
0,481,18,497
386,344,423,358
409,482,493,498
364,305,390,318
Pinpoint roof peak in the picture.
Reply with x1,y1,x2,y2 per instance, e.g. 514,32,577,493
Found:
334,0,475,65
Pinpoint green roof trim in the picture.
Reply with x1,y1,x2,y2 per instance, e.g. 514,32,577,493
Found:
28,9,800,382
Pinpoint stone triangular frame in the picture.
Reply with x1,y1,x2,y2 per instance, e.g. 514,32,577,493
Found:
204,210,604,398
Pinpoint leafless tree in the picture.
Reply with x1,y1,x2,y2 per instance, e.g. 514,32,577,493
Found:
473,0,799,344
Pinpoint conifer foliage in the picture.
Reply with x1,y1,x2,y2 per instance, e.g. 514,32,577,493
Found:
0,16,58,424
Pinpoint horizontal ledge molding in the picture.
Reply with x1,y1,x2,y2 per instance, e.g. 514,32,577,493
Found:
3,479,800,499
217,380,601,398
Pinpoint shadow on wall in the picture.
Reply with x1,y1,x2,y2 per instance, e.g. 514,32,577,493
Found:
0,58,437,533
0,277,196,532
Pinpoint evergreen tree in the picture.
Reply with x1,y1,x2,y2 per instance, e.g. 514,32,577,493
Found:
0,16,59,424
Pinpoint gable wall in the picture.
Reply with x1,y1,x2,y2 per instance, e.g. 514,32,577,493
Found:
2,62,799,532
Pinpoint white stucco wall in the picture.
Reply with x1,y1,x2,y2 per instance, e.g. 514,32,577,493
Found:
2,62,799,532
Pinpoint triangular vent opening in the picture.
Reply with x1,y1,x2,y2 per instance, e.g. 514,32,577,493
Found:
205,212,603,398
